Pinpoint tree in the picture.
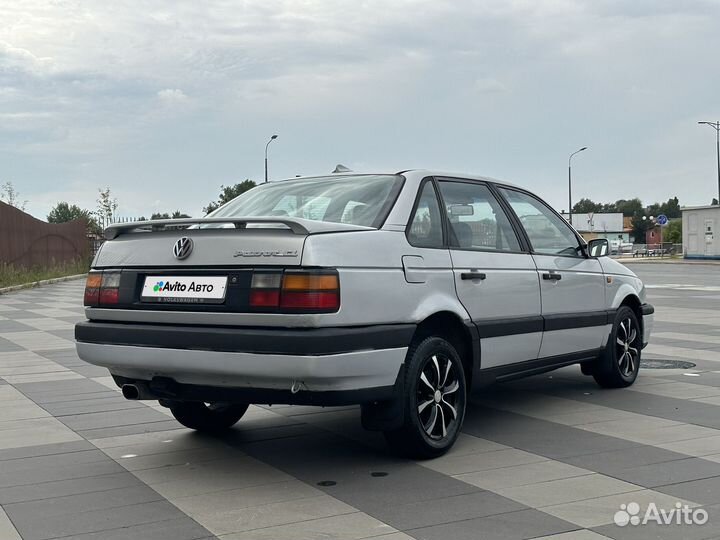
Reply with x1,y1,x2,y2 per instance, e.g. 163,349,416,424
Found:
660,197,681,218
645,202,662,219
203,180,257,214
664,219,682,244
0,181,27,210
150,210,191,220
598,198,645,241
571,198,603,214
47,202,92,224
630,214,650,243
611,198,644,217
96,187,118,229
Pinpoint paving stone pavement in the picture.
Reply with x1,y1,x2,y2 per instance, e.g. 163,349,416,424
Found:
0,265,719,540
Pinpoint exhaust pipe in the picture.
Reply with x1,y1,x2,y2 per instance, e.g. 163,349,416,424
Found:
121,383,154,401
121,384,139,400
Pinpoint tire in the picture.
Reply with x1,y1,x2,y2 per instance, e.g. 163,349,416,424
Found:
170,402,249,433
593,306,641,388
580,362,595,376
384,337,467,459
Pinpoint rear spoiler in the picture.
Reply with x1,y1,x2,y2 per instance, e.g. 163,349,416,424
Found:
104,216,372,240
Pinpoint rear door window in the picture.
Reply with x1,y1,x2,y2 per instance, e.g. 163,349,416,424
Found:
407,180,444,248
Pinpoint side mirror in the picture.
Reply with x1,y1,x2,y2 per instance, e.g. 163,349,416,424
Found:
587,238,609,258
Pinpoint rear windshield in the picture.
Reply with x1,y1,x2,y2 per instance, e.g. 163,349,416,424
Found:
207,174,404,228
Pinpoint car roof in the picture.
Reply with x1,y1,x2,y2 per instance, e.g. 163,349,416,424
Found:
273,169,523,190
399,169,522,189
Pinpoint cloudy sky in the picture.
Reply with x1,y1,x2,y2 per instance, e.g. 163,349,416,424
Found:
2,0,719,220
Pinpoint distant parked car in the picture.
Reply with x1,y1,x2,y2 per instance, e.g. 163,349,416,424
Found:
75,170,654,458
610,240,633,255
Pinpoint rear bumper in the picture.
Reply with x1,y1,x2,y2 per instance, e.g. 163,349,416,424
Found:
75,321,413,403
75,321,414,355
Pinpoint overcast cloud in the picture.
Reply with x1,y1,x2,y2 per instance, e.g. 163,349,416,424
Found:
2,0,719,219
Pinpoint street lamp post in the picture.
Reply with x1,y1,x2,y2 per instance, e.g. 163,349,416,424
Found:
568,146,588,225
264,134,278,183
698,121,720,204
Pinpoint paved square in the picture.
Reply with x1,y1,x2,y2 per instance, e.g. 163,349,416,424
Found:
0,263,719,540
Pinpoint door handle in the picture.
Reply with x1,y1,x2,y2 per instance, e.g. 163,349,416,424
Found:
461,272,487,281
542,272,562,281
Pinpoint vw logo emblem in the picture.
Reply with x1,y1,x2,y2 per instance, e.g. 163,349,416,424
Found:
172,237,193,260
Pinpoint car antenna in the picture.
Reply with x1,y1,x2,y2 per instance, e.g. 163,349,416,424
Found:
332,164,352,173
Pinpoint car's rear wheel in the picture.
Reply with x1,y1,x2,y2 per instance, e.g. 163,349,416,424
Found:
384,337,467,459
593,306,641,388
169,402,248,433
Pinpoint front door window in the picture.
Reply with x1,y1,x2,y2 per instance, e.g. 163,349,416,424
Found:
499,188,583,257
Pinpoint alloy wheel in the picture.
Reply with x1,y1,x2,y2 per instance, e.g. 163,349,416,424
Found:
416,354,461,440
615,318,639,377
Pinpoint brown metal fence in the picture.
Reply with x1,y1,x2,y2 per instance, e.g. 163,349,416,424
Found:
0,201,90,268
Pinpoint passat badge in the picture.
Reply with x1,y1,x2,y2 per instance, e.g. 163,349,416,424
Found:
233,249,298,258
173,237,193,260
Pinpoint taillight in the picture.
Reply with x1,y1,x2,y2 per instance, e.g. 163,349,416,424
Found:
84,270,121,306
280,291,339,310
280,272,339,311
249,270,340,312
98,288,119,304
83,272,102,306
249,273,282,307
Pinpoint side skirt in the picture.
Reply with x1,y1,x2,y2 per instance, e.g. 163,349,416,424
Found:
474,348,603,388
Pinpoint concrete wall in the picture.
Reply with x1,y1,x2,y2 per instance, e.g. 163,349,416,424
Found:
683,206,720,259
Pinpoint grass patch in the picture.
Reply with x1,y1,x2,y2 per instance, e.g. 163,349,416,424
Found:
0,259,90,289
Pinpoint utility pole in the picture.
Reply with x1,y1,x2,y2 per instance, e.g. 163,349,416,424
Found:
568,146,588,224
264,134,278,183
698,121,720,204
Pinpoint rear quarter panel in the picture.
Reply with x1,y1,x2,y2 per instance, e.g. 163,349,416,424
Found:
302,230,470,327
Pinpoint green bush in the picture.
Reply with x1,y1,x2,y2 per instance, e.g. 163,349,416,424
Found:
0,259,90,289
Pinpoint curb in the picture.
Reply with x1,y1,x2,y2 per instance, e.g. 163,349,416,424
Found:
0,273,87,295
618,259,720,266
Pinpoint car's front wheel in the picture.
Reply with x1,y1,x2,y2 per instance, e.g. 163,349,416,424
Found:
384,337,467,459
169,402,249,433
592,306,641,388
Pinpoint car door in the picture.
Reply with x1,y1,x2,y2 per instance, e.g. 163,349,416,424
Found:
497,187,607,359
435,178,542,369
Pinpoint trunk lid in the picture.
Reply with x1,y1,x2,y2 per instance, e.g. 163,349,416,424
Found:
86,217,362,318
95,216,371,268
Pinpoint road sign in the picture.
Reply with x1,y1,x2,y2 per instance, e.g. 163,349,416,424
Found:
657,214,669,226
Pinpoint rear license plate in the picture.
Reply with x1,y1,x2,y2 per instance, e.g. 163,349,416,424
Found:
141,276,228,304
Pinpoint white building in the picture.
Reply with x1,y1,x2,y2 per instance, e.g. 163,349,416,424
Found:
682,205,719,259
560,212,629,241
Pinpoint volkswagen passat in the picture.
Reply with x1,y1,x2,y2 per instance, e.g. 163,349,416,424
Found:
75,171,654,458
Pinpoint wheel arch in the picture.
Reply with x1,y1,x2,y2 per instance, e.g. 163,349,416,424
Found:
411,311,479,389
619,293,642,316
616,293,644,347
